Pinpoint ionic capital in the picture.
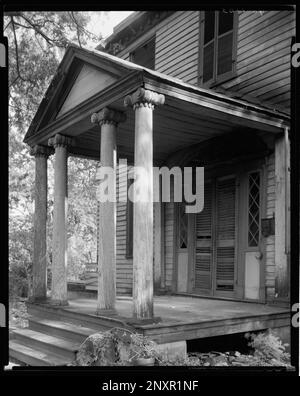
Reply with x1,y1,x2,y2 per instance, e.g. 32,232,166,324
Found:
30,145,54,158
91,107,126,127
48,134,74,149
124,88,165,110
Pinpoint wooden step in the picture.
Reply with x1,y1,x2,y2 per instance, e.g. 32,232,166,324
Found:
12,328,80,361
81,277,98,286
28,318,105,343
86,285,97,291
26,302,132,331
9,340,70,366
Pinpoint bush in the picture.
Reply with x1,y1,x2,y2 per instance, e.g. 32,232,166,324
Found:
9,262,30,299
74,328,160,366
73,328,292,367
245,330,291,366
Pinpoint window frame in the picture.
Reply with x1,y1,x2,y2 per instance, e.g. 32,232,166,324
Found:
198,10,238,87
125,178,134,259
129,35,156,70
246,169,262,250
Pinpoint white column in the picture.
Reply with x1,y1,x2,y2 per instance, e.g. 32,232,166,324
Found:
274,130,290,300
91,108,126,312
48,134,73,305
30,145,53,301
124,88,165,319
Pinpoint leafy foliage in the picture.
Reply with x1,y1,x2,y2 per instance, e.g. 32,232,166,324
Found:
7,12,102,299
159,331,291,367
9,300,29,328
245,330,291,366
75,328,160,366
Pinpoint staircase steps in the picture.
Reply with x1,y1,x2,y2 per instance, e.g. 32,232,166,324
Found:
28,317,106,343
9,340,70,366
27,302,129,330
86,284,98,291
11,328,80,361
9,302,134,366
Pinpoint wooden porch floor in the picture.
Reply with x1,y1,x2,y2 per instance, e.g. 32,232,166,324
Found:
62,295,289,344
10,295,290,366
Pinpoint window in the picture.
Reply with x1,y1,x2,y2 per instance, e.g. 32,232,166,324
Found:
178,202,188,249
248,172,261,247
130,36,155,69
200,11,237,85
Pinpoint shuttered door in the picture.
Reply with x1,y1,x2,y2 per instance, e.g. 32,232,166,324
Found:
194,182,212,292
215,177,236,293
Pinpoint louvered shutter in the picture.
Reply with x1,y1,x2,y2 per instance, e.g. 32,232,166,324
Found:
217,12,235,77
194,182,212,290
96,201,100,264
217,32,233,76
216,177,236,291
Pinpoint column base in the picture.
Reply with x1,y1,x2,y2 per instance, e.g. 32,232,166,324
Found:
27,296,48,304
128,316,162,325
95,308,116,316
49,299,69,306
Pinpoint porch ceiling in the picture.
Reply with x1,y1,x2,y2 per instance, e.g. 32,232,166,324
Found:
72,95,236,164
24,44,290,165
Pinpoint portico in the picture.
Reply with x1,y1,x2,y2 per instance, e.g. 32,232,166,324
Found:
24,44,290,323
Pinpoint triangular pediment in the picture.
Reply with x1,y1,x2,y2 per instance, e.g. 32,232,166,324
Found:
24,45,142,143
56,63,118,118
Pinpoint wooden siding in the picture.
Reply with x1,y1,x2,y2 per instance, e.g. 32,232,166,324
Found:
116,165,132,295
164,201,175,289
115,10,294,114
155,11,200,85
265,153,276,300
221,10,295,113
115,165,158,295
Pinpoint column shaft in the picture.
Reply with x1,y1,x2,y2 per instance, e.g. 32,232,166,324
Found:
274,131,290,299
30,145,52,301
133,105,154,318
91,108,126,312
98,123,117,310
124,88,165,319
48,134,71,305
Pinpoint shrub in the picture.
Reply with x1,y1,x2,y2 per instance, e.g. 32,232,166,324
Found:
75,328,160,366
9,262,30,299
245,330,291,366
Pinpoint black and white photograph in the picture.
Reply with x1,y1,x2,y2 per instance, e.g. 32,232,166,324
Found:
1,4,299,383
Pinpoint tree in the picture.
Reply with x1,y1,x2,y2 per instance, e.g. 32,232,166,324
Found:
6,11,102,298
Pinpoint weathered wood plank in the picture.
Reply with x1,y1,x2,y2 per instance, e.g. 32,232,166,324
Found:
274,134,289,299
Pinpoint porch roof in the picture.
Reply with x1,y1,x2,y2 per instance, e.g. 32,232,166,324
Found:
24,44,290,164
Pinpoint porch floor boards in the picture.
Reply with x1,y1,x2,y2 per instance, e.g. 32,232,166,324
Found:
59,295,290,343
64,295,287,325
10,295,289,365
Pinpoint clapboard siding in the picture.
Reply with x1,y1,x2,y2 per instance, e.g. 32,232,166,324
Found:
115,164,158,295
220,10,295,113
265,153,276,300
164,200,175,289
116,165,132,295
155,11,200,85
